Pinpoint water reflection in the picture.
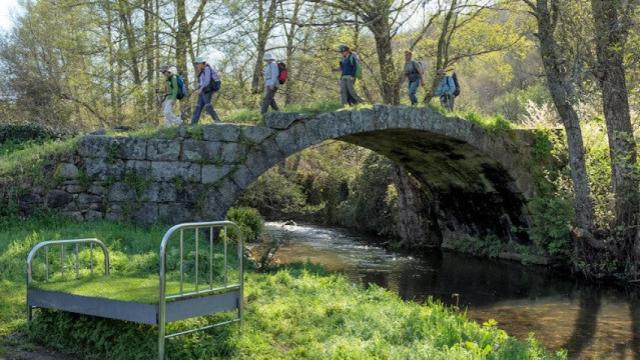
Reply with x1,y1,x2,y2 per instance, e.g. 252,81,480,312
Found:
261,222,640,359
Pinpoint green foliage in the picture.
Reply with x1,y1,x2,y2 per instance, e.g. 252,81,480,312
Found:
463,111,514,134
187,126,204,140
528,196,573,257
227,207,264,243
0,138,78,179
28,270,564,360
237,168,309,219
123,171,153,200
0,124,62,145
446,235,506,259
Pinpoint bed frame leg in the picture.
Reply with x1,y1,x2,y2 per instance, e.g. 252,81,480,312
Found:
158,322,165,360
27,305,32,322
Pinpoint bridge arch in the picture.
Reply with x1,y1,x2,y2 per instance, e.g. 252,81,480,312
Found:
200,106,536,245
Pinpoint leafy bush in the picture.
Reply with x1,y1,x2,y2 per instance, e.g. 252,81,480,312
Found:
237,168,309,219
227,207,264,243
0,124,62,145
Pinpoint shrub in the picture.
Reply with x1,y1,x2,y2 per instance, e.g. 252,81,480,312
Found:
227,207,264,243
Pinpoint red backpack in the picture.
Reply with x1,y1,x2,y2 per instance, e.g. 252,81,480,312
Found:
277,62,288,84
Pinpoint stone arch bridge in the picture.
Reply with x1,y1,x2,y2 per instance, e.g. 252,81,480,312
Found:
21,106,540,245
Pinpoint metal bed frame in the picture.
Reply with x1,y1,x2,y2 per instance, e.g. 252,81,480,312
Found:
26,221,244,360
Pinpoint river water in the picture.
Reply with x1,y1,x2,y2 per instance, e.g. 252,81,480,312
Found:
260,222,640,360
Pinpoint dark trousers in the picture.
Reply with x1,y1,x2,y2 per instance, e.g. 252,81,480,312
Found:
261,86,279,114
191,91,220,124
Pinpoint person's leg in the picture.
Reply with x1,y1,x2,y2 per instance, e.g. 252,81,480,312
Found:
340,78,349,106
260,88,269,114
269,87,279,111
439,95,447,110
408,80,419,105
450,95,455,111
191,93,204,125
345,77,363,104
162,98,173,128
203,91,221,122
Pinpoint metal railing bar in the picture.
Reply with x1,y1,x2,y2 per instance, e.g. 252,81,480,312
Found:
223,227,228,287
165,284,241,300
75,243,79,279
60,244,64,280
195,228,199,292
44,246,48,281
90,242,94,275
164,318,240,339
179,229,184,295
209,226,213,290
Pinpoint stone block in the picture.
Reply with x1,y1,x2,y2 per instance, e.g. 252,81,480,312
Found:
132,202,158,225
78,193,102,204
264,112,307,129
119,137,147,160
182,139,206,162
140,182,177,202
221,143,245,163
159,203,193,223
231,165,254,190
84,210,103,221
46,190,73,208
125,160,151,172
202,124,241,142
108,182,135,202
84,158,124,180
243,126,274,144
77,135,112,158
65,185,84,194
147,139,180,161
274,130,297,156
57,163,79,179
88,185,107,196
151,161,201,182
202,165,234,184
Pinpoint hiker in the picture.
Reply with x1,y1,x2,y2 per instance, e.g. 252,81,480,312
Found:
337,44,363,106
261,52,280,114
434,69,457,111
191,56,221,124
159,65,183,127
403,51,424,106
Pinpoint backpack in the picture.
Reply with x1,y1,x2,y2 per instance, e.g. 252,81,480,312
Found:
412,61,425,76
277,62,288,84
451,72,460,97
204,65,222,92
350,53,363,79
175,75,187,100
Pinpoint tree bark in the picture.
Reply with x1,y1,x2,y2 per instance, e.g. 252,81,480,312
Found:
368,14,399,104
590,0,639,258
532,0,594,233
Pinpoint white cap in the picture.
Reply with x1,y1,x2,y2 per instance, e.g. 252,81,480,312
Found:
263,52,276,61
168,66,178,74
193,56,207,64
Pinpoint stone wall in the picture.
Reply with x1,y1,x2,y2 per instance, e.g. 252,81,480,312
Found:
7,106,539,243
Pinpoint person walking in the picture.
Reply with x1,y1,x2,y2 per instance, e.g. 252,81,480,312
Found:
261,52,280,114
160,65,182,127
337,44,363,106
403,51,423,106
434,69,457,111
191,56,221,124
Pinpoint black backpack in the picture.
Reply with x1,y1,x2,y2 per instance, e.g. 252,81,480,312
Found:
452,72,461,97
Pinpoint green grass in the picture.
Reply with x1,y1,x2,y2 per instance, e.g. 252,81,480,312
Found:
0,215,565,359
0,137,78,177
33,275,218,304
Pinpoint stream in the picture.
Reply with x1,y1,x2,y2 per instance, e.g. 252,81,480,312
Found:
260,222,640,360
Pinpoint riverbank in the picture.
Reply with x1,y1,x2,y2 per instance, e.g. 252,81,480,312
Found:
0,216,563,359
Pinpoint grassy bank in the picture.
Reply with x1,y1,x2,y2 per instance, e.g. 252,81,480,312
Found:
0,215,564,359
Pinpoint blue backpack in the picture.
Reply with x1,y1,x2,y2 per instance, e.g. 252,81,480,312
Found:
175,75,187,100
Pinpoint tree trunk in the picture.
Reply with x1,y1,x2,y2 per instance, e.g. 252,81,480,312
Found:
144,0,155,117
368,15,399,105
251,0,278,95
590,0,639,260
534,0,594,232
175,0,190,118
426,0,457,104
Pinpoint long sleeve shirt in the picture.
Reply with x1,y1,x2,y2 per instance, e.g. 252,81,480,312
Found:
263,62,279,88
435,76,456,97
340,54,357,77
165,75,178,100
198,65,212,91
